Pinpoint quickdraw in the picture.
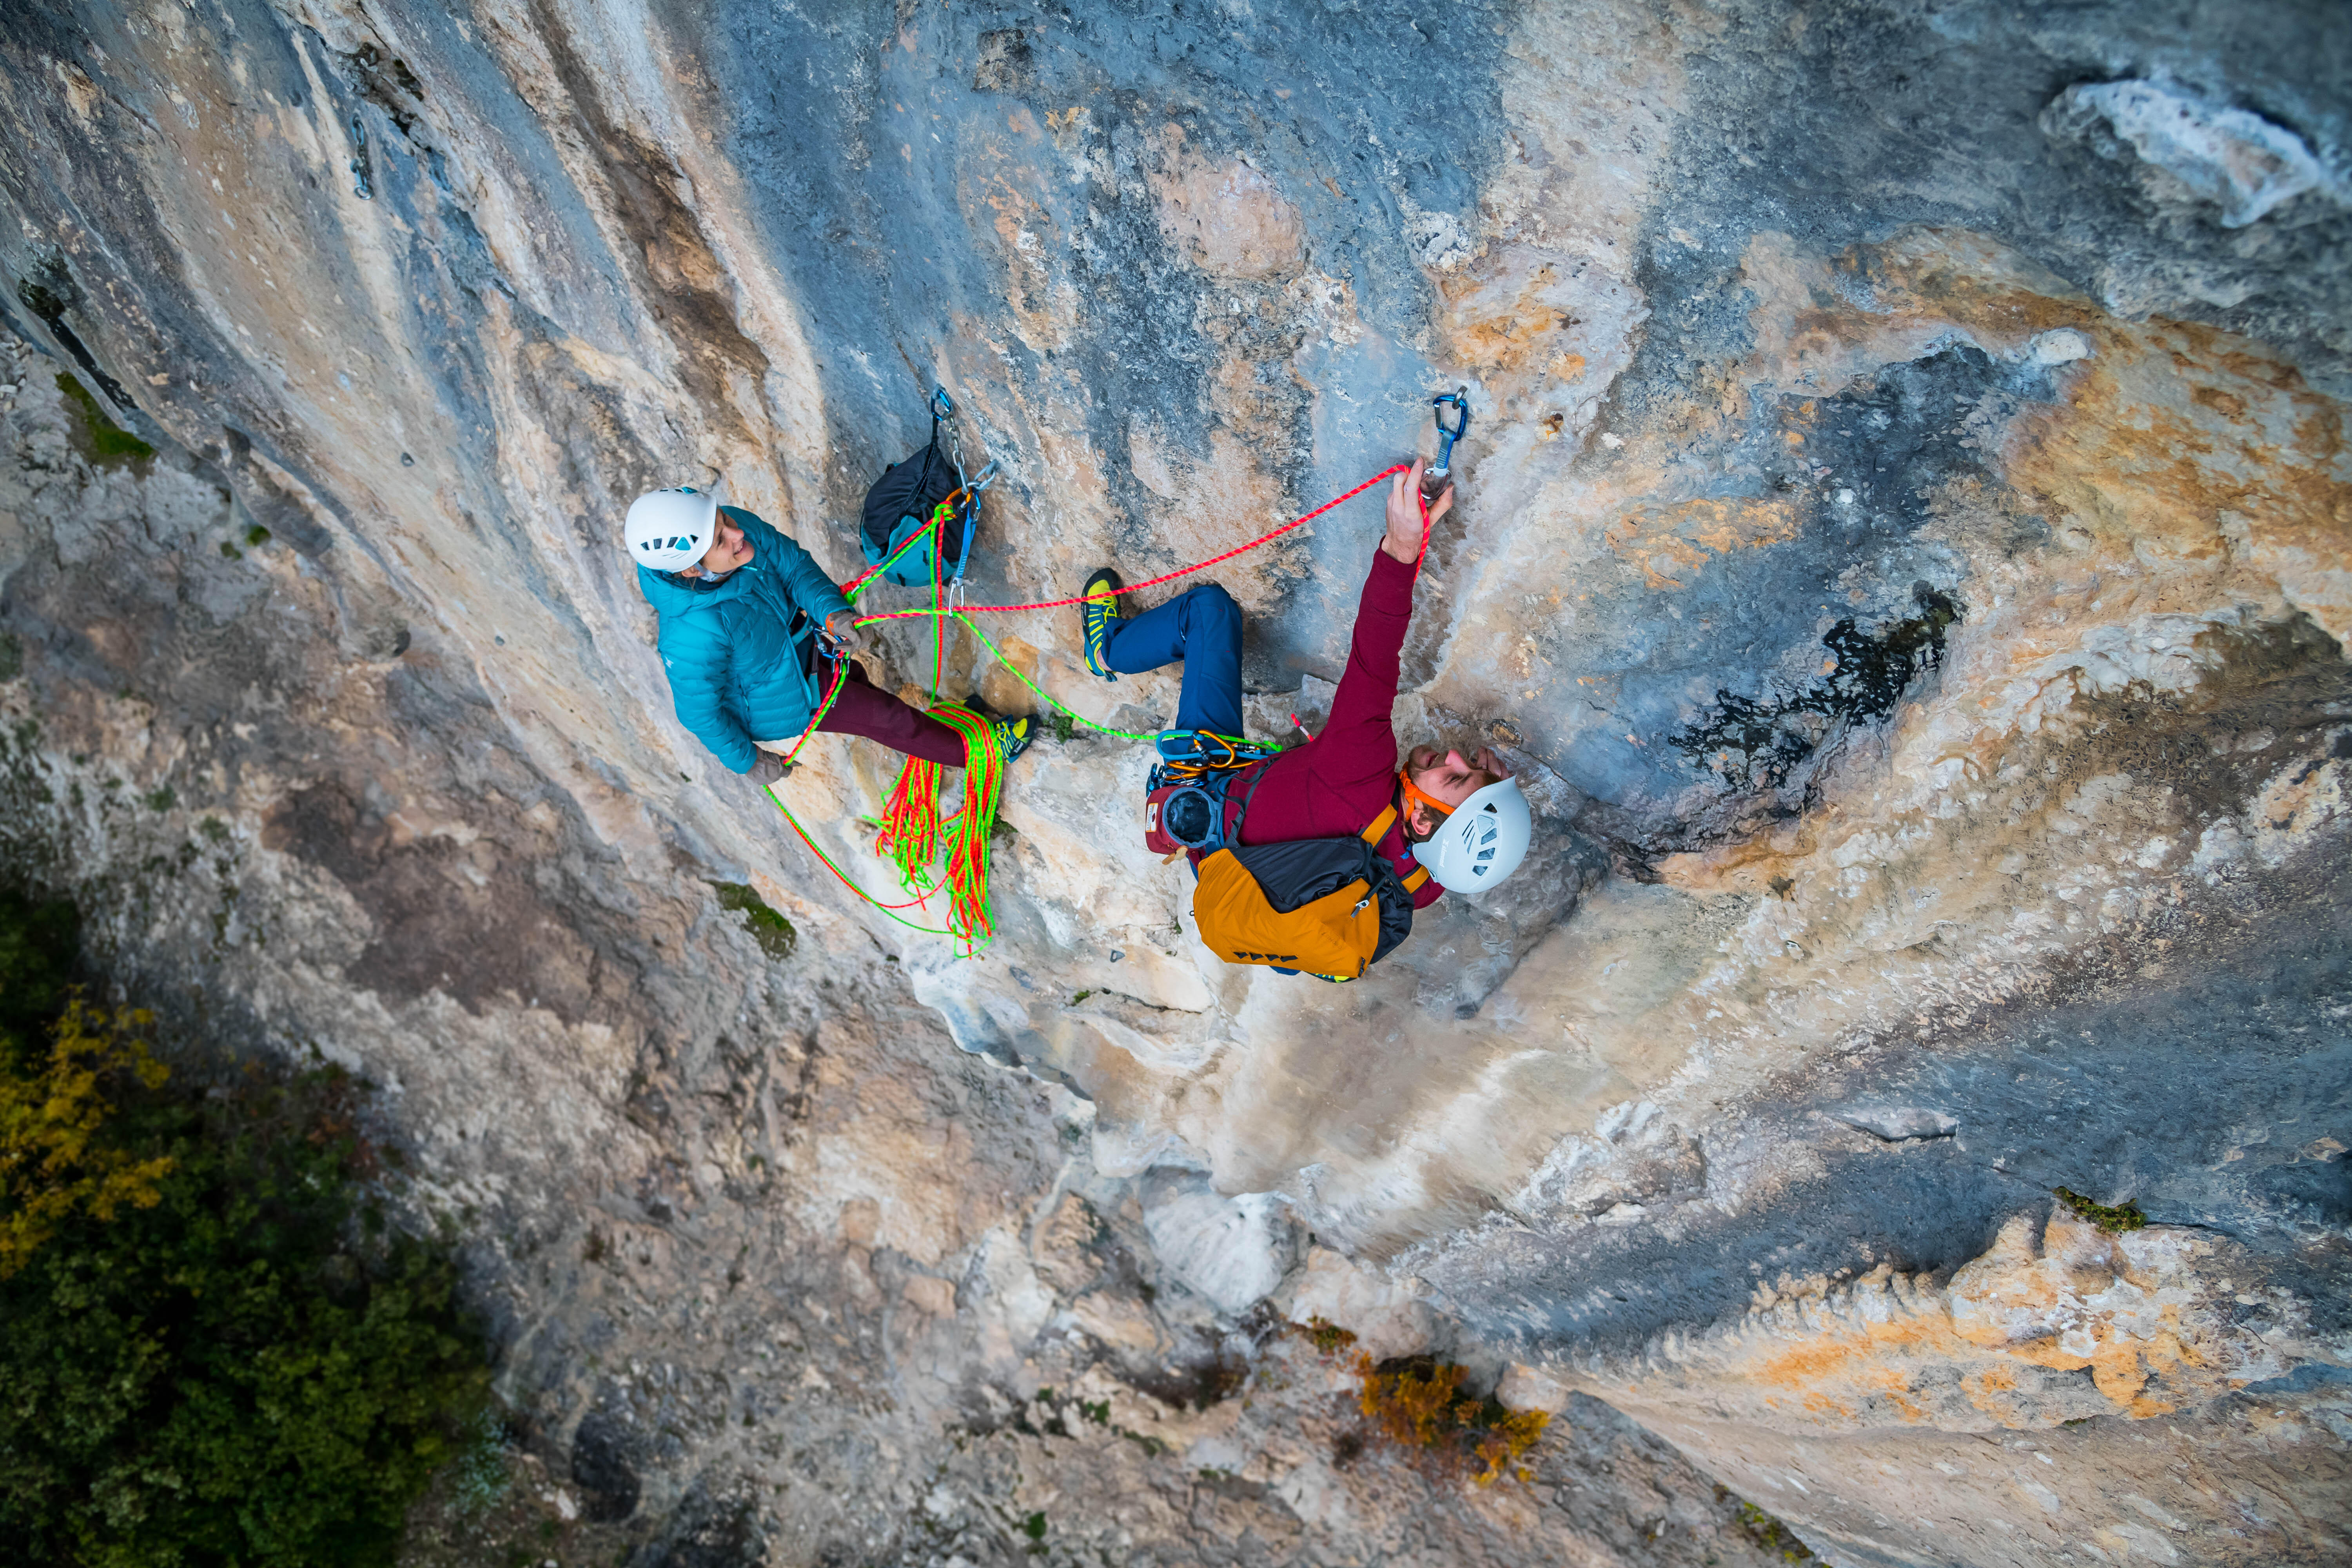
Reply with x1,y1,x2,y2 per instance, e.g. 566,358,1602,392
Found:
1428,386,1470,488
935,390,988,588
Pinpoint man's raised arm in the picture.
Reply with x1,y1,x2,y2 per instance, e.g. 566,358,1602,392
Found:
1310,459,1452,792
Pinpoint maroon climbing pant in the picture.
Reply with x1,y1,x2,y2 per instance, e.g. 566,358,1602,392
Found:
758,643,966,769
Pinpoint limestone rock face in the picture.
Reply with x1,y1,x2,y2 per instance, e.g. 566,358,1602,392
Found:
0,2,2347,1564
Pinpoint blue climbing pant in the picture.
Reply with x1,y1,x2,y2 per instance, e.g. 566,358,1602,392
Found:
1099,583,1243,738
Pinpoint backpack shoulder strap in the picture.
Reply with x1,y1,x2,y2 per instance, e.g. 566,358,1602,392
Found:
1227,764,1433,893
1226,758,1276,837
1361,797,1432,893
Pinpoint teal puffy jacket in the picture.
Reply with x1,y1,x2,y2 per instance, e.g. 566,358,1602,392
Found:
637,506,854,774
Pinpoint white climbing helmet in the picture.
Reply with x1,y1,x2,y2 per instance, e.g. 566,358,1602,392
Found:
624,487,720,572
1415,777,1533,895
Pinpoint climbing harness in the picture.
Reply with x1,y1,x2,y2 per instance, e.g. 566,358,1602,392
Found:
1144,735,1283,857
763,395,1459,958
1137,726,1283,855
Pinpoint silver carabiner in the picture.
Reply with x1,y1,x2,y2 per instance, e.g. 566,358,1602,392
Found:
1429,386,1470,482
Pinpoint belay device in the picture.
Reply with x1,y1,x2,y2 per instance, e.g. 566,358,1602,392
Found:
860,388,993,589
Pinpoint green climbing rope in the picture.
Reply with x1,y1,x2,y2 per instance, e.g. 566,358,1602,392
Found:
855,607,1160,743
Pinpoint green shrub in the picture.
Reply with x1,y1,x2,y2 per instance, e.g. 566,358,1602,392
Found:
0,891,490,1568
1352,1352,1550,1486
0,887,78,1053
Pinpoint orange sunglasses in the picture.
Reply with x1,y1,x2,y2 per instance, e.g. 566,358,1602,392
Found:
1396,767,1455,823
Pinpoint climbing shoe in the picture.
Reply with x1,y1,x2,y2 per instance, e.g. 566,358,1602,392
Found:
991,713,1040,765
1080,568,1124,681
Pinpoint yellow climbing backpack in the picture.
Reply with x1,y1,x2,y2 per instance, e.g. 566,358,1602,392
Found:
1191,803,1425,978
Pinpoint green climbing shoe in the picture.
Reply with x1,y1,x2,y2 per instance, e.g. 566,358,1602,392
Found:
991,713,1039,764
1080,567,1124,681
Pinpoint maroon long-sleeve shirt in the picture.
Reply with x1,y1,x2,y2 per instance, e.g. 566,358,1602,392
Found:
1233,547,1444,910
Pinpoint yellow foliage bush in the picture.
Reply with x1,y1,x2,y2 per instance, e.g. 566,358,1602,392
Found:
0,995,173,1277
1352,1352,1550,1486
1472,1409,1553,1487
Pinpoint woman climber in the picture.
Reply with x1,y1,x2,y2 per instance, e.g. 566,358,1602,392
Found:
625,487,1038,784
1078,458,1532,971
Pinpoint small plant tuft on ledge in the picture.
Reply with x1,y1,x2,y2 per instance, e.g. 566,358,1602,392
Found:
54,370,156,463
1298,1314,1358,1355
1717,1487,1816,1561
710,880,797,960
2054,1186,2147,1233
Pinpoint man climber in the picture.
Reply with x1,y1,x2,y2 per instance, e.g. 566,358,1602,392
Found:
626,487,1036,784
1078,458,1531,945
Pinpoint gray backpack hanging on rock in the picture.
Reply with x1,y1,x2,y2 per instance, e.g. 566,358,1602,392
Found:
859,388,992,588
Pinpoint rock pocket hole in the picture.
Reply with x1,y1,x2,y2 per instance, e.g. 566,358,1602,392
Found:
1673,582,1962,792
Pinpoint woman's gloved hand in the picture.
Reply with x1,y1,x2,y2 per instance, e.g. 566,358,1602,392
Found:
824,609,866,656
748,753,790,786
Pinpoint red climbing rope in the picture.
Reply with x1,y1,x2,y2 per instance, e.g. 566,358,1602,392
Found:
764,651,853,772
766,492,957,768
857,464,1411,621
